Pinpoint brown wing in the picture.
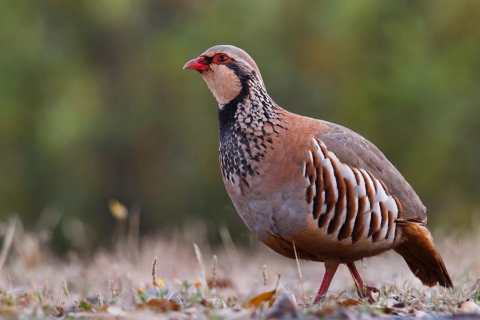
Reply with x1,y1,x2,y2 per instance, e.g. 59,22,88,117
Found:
317,120,426,221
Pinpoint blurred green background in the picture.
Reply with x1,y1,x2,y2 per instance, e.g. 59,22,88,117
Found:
1,1,480,252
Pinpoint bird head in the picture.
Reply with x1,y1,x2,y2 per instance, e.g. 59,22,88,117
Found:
183,45,265,105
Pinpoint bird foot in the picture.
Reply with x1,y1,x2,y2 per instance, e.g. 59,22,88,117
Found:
313,264,339,305
312,293,325,305
357,285,378,303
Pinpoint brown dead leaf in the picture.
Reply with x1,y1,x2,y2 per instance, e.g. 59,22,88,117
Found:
99,305,109,313
382,307,396,314
18,294,33,308
51,306,64,317
0,306,18,317
244,274,280,309
244,289,276,308
337,298,361,307
314,305,337,317
200,299,212,308
137,299,180,313
392,302,406,308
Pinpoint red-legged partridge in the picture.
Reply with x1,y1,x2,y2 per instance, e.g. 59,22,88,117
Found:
183,45,453,303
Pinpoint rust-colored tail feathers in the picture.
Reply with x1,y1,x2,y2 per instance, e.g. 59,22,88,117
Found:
394,223,453,288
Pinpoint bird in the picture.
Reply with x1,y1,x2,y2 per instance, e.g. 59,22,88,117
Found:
183,45,453,303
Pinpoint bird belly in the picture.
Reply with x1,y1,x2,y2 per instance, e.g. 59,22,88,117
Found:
224,178,310,243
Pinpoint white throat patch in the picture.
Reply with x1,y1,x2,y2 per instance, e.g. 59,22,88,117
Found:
201,64,242,105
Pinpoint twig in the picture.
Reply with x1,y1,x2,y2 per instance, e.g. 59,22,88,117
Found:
275,274,281,290
464,278,480,301
97,291,104,308
212,255,217,289
128,203,141,260
219,225,240,271
0,218,16,272
108,279,118,303
152,256,158,287
62,279,70,298
263,265,268,286
292,241,305,300
193,243,209,296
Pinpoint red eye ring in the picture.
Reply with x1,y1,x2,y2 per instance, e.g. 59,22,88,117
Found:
213,54,232,64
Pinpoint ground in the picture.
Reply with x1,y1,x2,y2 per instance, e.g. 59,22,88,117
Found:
0,219,479,319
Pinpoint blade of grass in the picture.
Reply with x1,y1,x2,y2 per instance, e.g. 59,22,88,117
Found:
0,218,15,272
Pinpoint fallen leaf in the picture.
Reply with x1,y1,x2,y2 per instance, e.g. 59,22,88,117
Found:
18,294,33,308
314,305,337,317
337,298,361,307
244,289,276,308
382,307,396,314
137,299,180,313
244,274,280,309
99,305,109,313
51,306,64,317
392,302,406,308
0,306,18,317
200,299,212,308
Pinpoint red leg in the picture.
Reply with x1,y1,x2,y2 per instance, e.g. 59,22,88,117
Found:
346,262,378,303
313,262,339,304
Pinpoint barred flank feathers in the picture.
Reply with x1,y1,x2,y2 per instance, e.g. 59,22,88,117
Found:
305,138,401,246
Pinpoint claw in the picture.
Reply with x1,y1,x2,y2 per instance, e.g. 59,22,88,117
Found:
346,262,378,303
358,284,378,303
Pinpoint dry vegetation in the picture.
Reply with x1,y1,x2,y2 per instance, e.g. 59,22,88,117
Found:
0,212,479,319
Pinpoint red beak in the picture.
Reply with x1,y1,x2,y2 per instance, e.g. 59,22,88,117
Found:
183,56,210,71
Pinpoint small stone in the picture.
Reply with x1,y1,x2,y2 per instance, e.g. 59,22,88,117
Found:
459,301,480,313
265,294,297,319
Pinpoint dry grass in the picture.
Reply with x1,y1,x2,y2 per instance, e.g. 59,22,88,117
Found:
0,217,479,319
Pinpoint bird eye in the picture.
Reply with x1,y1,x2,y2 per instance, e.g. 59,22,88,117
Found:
214,54,230,64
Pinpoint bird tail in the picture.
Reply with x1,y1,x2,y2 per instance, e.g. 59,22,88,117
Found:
393,222,453,288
